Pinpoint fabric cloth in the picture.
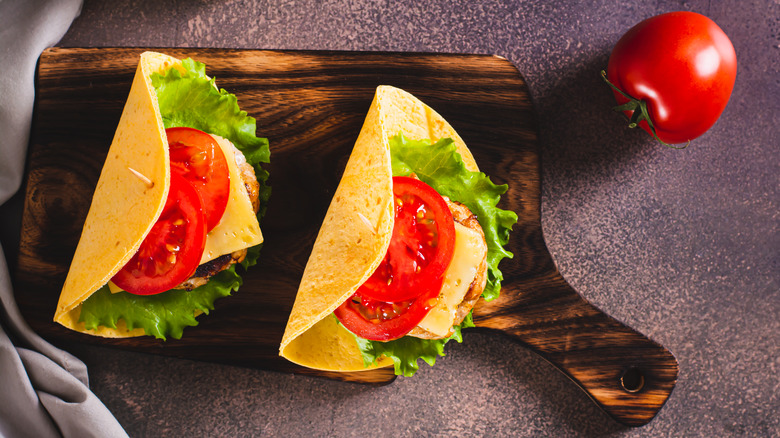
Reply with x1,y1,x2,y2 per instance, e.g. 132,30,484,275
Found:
0,1,127,437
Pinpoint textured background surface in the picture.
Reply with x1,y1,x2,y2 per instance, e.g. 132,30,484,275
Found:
16,0,780,436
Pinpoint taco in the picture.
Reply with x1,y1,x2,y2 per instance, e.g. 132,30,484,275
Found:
54,51,270,340
280,86,516,376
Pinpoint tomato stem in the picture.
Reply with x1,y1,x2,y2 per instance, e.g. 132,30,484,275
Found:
600,70,689,149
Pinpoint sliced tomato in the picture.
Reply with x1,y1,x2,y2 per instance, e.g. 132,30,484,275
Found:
358,176,455,302
112,173,207,295
166,127,230,232
335,176,457,341
334,288,440,342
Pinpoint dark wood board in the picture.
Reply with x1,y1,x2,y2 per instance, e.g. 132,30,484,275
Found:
15,47,677,426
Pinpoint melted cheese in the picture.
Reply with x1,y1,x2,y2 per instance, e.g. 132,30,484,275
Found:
199,135,263,263
416,222,486,337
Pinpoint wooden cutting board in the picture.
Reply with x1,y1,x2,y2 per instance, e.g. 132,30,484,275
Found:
15,47,677,426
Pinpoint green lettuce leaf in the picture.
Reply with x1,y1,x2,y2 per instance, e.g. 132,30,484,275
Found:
79,268,242,341
354,133,517,376
355,313,475,377
78,58,270,339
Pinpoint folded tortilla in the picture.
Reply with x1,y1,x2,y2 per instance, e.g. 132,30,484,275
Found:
54,52,263,337
279,85,478,371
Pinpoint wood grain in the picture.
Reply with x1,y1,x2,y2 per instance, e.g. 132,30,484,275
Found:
15,47,677,425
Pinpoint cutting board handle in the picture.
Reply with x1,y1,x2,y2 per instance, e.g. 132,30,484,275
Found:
473,268,679,427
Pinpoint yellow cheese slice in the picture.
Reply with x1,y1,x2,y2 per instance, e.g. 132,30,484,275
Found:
199,135,264,263
416,222,488,337
108,281,122,294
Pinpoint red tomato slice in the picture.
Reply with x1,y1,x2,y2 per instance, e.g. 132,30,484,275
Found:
358,176,455,302
112,173,207,295
166,127,230,231
334,176,457,341
334,288,440,342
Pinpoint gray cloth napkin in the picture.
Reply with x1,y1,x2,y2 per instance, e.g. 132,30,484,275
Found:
0,1,127,437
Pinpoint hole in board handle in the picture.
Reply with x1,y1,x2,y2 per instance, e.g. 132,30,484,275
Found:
620,367,645,393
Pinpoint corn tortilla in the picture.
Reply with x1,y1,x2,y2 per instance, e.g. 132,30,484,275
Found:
54,52,186,337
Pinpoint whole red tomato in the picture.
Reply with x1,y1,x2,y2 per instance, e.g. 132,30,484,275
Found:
604,11,737,145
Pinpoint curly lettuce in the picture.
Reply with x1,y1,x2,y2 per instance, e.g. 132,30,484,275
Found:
356,313,476,377
80,268,242,340
78,58,270,340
